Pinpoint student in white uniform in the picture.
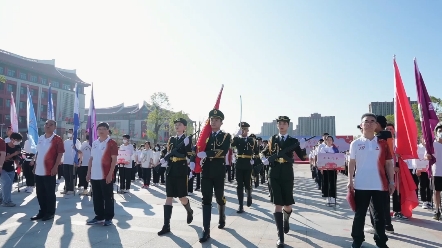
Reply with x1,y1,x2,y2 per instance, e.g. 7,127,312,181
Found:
425,124,442,220
79,134,92,195
415,138,432,209
61,128,81,195
118,134,134,193
140,141,154,188
318,136,340,205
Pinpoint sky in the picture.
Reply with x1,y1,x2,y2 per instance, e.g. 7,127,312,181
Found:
1,0,441,136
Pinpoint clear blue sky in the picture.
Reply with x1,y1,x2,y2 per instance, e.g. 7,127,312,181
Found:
1,1,441,135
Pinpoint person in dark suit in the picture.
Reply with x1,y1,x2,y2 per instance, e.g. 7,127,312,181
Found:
262,116,307,248
196,109,231,243
157,118,194,236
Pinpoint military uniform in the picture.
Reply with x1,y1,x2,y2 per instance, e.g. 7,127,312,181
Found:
249,134,263,189
158,118,194,236
257,137,266,184
261,116,307,248
231,122,257,213
198,109,231,243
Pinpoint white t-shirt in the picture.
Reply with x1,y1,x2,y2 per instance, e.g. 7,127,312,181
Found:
63,139,81,165
91,137,118,180
349,136,392,191
319,145,336,154
152,151,161,166
118,144,134,168
140,149,154,168
35,133,65,176
80,141,92,167
425,141,442,177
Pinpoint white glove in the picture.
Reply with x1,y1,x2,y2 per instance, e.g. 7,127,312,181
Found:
262,158,269,166
250,159,254,165
197,152,207,158
236,129,242,136
189,162,196,171
299,139,307,149
161,162,168,167
160,158,165,164
184,136,189,146
189,172,194,180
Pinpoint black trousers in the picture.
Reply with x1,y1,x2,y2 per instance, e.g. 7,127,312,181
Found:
419,172,433,202
119,167,132,190
236,168,252,191
369,192,392,227
131,161,137,180
91,179,114,221
137,164,143,179
316,167,323,187
57,163,63,180
201,176,226,206
322,170,337,198
35,175,56,216
352,190,388,246
392,189,401,212
226,165,232,182
152,167,165,183
232,163,236,180
77,166,88,188
63,164,75,191
409,169,419,198
142,168,151,185
22,160,35,186
195,172,201,189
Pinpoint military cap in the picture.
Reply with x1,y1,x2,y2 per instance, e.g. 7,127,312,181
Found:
376,115,387,129
173,118,187,126
239,122,250,128
249,134,256,139
209,109,224,120
256,137,262,141
276,116,290,123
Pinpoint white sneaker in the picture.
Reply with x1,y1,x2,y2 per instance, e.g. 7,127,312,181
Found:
422,202,429,209
78,188,84,195
56,180,60,184
26,187,34,193
364,227,375,234
124,189,129,193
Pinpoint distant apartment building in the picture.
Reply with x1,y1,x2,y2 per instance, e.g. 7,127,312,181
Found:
297,113,336,136
369,97,417,116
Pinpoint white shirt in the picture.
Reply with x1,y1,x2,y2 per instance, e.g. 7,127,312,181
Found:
80,141,92,167
425,141,442,177
63,139,81,165
5,137,10,143
349,136,392,191
152,151,161,165
140,149,154,168
91,137,118,180
319,145,336,154
119,144,134,168
278,133,288,141
35,133,64,176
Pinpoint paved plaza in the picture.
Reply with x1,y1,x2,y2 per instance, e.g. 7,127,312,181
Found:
0,164,441,248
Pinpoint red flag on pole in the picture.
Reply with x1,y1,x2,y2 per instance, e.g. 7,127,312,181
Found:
393,57,419,217
194,85,224,173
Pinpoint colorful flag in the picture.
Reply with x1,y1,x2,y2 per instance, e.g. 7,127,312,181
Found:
73,83,80,164
394,58,419,217
47,84,55,120
27,87,38,151
414,58,439,176
86,83,97,145
194,85,224,173
10,92,18,132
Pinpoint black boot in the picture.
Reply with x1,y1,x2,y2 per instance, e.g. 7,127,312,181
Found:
199,205,211,243
218,204,226,229
261,174,265,184
254,176,259,188
246,189,252,207
274,212,284,247
237,188,244,213
282,209,292,234
183,199,193,224
158,205,173,235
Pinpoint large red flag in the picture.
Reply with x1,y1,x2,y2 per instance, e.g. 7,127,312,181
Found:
194,85,224,173
393,58,419,217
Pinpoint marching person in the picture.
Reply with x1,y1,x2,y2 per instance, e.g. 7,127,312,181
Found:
425,124,442,220
250,134,262,188
158,118,194,236
151,144,161,186
31,120,65,221
23,131,37,193
225,147,233,183
86,122,118,226
196,109,231,243
140,141,153,188
257,137,266,184
416,138,432,209
78,134,92,195
61,128,81,196
231,122,256,213
117,135,134,193
318,135,339,205
261,116,307,248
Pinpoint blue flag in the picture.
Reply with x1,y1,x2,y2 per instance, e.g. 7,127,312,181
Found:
47,84,55,120
27,87,38,153
73,83,80,164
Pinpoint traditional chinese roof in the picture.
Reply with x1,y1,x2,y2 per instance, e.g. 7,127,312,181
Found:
0,49,89,86
86,103,124,114
121,104,139,114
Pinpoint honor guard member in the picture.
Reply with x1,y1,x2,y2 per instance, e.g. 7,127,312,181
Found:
158,118,194,236
249,134,262,188
196,109,231,243
261,116,307,248
257,137,266,184
231,122,256,213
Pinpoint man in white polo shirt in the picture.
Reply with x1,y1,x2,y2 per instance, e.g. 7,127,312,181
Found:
348,113,395,248
86,122,118,226
61,128,81,195
30,120,65,221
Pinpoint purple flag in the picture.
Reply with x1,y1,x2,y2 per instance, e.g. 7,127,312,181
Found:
414,59,439,176
86,84,97,146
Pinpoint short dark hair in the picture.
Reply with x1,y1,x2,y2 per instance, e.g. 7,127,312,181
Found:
85,134,90,140
10,132,23,141
325,135,334,141
323,132,329,136
123,134,130,139
386,123,395,129
47,120,57,126
97,122,109,129
436,125,442,132
68,128,73,131
361,113,377,120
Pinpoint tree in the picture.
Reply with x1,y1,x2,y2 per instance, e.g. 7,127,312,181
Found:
146,92,171,144
385,114,395,125
0,75,6,83
430,96,442,114
168,111,194,137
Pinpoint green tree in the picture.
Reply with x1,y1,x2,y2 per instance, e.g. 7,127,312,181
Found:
0,75,6,83
430,96,442,114
168,111,194,137
385,114,395,125
146,92,171,144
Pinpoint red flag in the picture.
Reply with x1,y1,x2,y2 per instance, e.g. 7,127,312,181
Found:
393,58,419,217
194,85,224,173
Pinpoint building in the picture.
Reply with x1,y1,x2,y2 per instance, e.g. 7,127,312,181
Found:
0,49,89,137
369,97,417,116
260,120,294,137
296,113,336,136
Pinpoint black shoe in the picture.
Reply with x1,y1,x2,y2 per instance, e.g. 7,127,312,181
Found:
282,209,292,234
274,212,284,247
42,214,54,221
237,188,244,213
433,211,441,221
199,205,212,243
158,205,173,235
183,200,193,224
30,214,44,221
194,187,200,191
246,189,252,207
385,225,394,233
218,204,226,229
237,206,244,213
199,229,210,243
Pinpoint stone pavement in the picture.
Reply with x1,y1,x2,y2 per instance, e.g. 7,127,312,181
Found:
0,164,441,248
